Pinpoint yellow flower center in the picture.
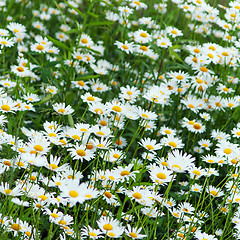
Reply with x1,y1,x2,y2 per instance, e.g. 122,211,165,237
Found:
222,52,229,56
78,80,84,86
112,106,121,112
133,192,142,199
161,162,168,167
188,104,194,108
157,173,166,179
17,66,24,72
76,149,86,156
168,141,177,148
58,220,67,225
122,44,128,49
193,170,200,175
210,190,218,196
89,232,97,237
51,213,59,218
58,109,65,113
34,145,43,152
39,195,47,201
103,224,113,231
4,189,12,195
36,45,44,50
104,192,112,198
48,133,57,137
194,48,200,53
81,38,88,44
200,67,208,72
85,194,92,198
87,96,95,101
164,130,171,134
11,224,21,231
1,105,10,111
140,45,148,51
95,109,103,114
113,153,120,159
121,170,130,176
69,190,79,198
72,135,80,140
224,148,232,154
193,123,201,129
96,131,104,136
140,32,147,38
176,75,183,80
49,164,58,169
146,144,154,150
129,232,138,238
100,120,107,126
172,164,181,170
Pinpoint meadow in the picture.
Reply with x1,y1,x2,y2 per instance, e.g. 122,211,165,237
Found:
0,0,239,239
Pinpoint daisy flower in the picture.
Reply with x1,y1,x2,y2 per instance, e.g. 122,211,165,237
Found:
177,202,195,215
114,40,135,54
139,137,162,152
114,137,127,149
118,6,134,17
186,120,206,134
45,85,58,94
97,216,124,238
0,98,17,113
68,143,94,162
125,224,147,239
215,140,239,159
134,29,152,44
7,22,26,34
30,42,48,53
167,150,195,173
81,225,103,239
44,155,69,172
156,37,172,48
207,186,224,198
166,26,183,38
88,102,108,116
160,135,184,149
81,92,102,104
53,103,74,115
149,165,173,185
11,65,30,77
72,79,89,90
8,218,25,237
59,180,96,205
0,37,14,48
138,107,158,120
231,127,240,138
0,182,23,197
129,0,147,10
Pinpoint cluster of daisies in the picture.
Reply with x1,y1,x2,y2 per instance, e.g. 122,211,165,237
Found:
0,0,239,239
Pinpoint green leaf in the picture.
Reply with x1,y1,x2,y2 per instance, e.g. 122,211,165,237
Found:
46,61,61,68
170,45,182,49
77,46,101,55
46,35,71,51
76,75,100,80
86,21,113,27
35,94,52,105
68,114,74,128
65,29,80,34
169,48,183,62
87,12,99,18
98,0,113,6
63,0,84,17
